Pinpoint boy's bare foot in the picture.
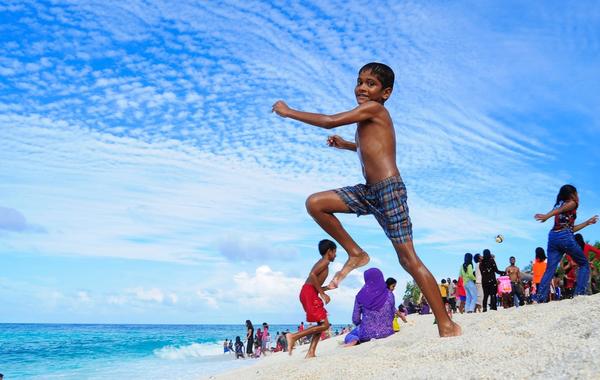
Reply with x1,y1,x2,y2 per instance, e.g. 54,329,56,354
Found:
286,333,295,356
327,251,370,289
305,351,316,358
438,321,462,337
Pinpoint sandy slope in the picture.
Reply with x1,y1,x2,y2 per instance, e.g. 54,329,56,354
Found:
209,294,600,380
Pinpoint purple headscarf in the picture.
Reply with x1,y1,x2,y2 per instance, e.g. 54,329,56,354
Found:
356,268,389,311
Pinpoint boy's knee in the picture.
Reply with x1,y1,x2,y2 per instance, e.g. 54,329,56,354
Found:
397,250,419,271
305,194,321,214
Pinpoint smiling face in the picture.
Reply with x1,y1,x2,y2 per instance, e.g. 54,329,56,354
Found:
355,69,392,104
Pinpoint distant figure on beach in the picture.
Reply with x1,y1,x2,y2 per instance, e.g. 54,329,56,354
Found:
562,255,576,299
223,339,229,353
439,278,448,305
474,253,483,313
534,185,598,302
273,62,460,337
447,277,457,313
298,322,304,332
255,328,262,354
261,323,270,354
505,256,523,307
455,278,466,314
532,247,547,294
286,239,336,358
480,249,505,312
575,233,600,294
234,336,245,359
245,320,254,356
459,253,477,313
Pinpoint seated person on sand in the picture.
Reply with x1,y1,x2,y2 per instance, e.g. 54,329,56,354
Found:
345,268,395,346
234,336,245,359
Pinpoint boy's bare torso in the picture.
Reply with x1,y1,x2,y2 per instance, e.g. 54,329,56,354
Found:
506,265,520,282
356,105,400,184
306,258,329,286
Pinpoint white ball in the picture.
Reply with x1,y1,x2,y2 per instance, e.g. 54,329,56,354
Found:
495,234,504,243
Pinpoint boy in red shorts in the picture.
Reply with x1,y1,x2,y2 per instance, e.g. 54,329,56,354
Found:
286,239,336,358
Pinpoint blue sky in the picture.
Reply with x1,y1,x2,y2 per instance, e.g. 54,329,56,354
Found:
1,0,599,324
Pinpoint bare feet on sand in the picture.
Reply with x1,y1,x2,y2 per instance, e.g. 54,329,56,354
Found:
286,333,295,356
327,251,370,289
438,321,462,337
305,352,316,358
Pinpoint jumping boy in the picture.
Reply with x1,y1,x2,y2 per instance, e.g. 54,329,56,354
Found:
286,239,336,358
273,62,461,337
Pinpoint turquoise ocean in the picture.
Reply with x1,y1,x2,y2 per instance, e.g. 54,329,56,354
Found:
0,323,345,379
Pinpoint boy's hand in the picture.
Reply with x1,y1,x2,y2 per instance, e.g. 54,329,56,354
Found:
327,135,346,148
320,293,330,305
272,100,290,117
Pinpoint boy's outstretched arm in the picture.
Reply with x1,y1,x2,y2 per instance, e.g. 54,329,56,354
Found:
272,100,381,129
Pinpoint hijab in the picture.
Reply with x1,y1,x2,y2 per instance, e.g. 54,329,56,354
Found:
356,268,389,311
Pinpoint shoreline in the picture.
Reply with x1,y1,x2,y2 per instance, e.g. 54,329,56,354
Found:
209,294,600,380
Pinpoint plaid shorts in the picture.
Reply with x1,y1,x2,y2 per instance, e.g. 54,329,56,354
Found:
334,175,413,244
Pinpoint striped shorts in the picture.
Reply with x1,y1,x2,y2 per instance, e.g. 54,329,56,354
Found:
334,175,413,244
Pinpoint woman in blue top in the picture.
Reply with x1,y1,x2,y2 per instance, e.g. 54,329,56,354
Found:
534,185,598,302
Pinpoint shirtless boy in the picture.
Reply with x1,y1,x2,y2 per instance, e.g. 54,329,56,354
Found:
273,62,460,337
505,256,523,307
286,239,336,358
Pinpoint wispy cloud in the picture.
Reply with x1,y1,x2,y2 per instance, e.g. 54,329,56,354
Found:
1,0,598,323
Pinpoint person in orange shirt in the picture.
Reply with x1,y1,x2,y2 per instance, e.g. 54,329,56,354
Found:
532,247,547,293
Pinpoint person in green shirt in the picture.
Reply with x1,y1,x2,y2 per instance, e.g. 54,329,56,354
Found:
460,253,477,313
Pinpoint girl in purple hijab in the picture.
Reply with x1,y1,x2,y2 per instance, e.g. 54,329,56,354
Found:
350,268,395,343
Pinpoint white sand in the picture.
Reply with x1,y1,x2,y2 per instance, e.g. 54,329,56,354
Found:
209,294,600,380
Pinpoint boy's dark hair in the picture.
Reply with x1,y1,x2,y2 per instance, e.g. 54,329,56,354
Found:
318,239,337,256
510,256,515,260
441,279,447,284
359,62,395,90
386,277,397,288
535,247,547,261
474,253,481,263
555,184,577,207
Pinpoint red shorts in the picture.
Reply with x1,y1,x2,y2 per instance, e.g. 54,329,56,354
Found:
299,284,327,322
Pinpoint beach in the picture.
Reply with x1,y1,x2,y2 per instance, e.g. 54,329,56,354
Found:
211,294,600,380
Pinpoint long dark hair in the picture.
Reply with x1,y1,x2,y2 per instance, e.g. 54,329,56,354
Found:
535,247,547,262
246,320,253,330
574,234,585,250
463,253,473,272
482,249,492,262
555,184,577,207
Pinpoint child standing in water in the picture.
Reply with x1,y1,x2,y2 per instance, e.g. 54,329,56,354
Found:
534,185,598,302
286,239,336,358
273,62,460,337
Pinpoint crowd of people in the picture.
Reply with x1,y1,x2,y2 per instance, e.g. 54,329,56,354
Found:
435,236,600,315
224,319,355,359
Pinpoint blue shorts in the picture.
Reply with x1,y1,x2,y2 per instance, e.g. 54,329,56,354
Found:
334,175,413,244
